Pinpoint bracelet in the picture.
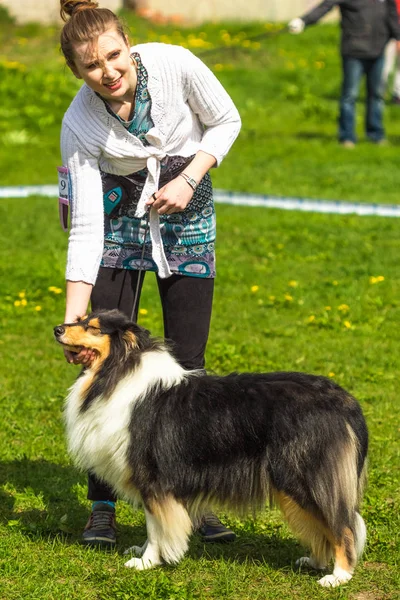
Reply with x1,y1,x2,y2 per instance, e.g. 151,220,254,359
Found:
179,172,198,191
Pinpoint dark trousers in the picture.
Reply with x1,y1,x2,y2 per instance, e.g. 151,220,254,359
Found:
87,267,214,502
339,54,385,143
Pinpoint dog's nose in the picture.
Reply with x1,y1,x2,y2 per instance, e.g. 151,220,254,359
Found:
54,325,65,337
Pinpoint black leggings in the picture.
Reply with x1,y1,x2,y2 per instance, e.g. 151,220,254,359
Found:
87,267,214,501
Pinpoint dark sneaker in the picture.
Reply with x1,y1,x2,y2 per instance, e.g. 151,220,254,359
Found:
82,502,116,547
199,513,236,543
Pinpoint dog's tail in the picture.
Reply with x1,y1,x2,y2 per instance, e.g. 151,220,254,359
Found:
353,510,367,558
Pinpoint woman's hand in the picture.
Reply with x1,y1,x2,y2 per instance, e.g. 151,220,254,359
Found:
63,346,97,366
146,176,194,215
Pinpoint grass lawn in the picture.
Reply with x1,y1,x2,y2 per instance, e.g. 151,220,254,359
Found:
0,8,399,600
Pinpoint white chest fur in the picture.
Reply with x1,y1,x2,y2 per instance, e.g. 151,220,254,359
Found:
64,351,187,501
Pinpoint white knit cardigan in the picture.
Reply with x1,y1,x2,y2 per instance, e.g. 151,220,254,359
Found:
61,42,241,284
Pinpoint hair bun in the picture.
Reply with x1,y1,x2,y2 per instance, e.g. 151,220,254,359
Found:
60,0,99,21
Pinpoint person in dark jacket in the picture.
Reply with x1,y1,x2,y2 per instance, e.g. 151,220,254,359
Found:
289,0,400,147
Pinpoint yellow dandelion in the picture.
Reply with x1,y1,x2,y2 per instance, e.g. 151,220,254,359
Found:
35,306,42,311
288,280,298,288
49,286,62,294
325,306,331,311
48,286,56,292
269,295,275,302
308,315,315,323
338,304,349,312
18,291,26,298
139,308,148,316
328,372,335,378
20,298,27,306
369,275,385,284
251,285,259,293
257,299,264,305
14,300,21,307
343,320,352,329
277,243,284,249
284,294,293,302
332,280,338,286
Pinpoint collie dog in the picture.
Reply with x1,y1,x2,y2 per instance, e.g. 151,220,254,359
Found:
54,309,368,587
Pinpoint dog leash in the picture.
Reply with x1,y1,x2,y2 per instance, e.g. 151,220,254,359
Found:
127,26,288,322
130,208,151,322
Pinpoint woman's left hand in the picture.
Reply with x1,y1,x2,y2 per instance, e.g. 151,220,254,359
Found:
146,176,194,215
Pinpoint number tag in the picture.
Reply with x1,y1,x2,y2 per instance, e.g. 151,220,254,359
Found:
57,166,70,231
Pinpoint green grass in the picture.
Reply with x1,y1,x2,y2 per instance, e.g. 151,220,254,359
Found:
1,198,399,599
0,9,399,600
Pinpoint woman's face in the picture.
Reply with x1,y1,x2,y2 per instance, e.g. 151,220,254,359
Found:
70,27,136,103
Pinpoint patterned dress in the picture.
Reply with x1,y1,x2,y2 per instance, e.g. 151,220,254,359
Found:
100,52,216,278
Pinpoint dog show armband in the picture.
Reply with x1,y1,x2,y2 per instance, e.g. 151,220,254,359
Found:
57,166,70,232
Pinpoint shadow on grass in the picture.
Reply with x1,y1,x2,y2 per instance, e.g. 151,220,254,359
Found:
187,532,302,570
0,458,303,568
0,457,89,541
295,131,336,141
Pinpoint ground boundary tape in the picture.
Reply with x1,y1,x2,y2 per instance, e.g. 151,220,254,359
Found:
1,185,400,218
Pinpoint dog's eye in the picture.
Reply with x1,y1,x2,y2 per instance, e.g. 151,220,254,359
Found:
86,325,102,335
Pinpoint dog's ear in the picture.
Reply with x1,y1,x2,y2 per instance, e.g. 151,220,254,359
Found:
123,329,139,350
124,322,152,350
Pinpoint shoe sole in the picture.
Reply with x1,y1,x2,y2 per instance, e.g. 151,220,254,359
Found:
82,537,116,547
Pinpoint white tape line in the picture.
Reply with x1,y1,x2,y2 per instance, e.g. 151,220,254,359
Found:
213,190,400,218
1,184,400,218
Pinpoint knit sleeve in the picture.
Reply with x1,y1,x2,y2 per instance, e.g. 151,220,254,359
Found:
180,48,241,165
61,124,104,285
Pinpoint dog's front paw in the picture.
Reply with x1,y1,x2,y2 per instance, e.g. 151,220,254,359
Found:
124,544,145,557
124,556,160,570
296,556,326,570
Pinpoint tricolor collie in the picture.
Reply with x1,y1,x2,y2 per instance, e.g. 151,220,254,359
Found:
54,309,368,587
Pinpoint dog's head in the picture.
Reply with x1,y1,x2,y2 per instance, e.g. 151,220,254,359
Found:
54,309,152,362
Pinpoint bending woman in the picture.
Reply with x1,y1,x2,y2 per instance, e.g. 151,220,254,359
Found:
59,0,241,547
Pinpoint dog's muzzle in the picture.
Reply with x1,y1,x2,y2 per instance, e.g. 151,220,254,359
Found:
54,325,65,340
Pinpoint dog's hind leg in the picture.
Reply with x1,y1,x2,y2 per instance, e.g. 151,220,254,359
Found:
318,526,357,587
124,495,192,570
318,513,366,588
273,491,333,571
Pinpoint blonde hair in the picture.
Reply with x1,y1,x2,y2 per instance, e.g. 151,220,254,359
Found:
60,0,128,67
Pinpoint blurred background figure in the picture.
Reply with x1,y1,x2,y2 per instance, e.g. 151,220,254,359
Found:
381,0,400,104
289,0,400,148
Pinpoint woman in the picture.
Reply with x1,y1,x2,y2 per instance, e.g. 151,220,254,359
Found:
59,0,241,547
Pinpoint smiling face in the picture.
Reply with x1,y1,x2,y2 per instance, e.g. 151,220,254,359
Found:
69,27,136,105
